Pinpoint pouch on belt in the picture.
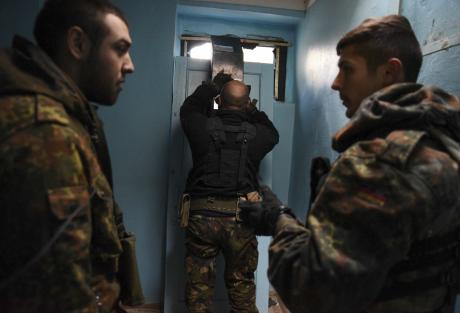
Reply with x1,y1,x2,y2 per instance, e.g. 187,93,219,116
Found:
179,193,191,228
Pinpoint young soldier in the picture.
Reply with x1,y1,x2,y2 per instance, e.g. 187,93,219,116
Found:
0,0,144,312
240,15,460,313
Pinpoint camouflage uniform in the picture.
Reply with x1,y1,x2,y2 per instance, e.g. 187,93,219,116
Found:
268,83,460,313
185,215,258,313
0,36,143,313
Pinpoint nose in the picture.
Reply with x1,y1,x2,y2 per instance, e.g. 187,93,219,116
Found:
331,72,341,91
123,53,135,74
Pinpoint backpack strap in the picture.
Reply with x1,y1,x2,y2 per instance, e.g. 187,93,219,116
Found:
206,116,226,148
233,122,256,187
205,116,226,180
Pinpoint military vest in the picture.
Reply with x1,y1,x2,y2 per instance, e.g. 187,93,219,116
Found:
187,115,258,197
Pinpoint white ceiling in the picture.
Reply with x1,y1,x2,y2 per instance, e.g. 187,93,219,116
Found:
191,0,309,11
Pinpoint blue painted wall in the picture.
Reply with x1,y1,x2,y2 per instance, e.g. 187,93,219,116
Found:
0,1,40,47
98,0,177,303
401,0,460,97
272,102,295,203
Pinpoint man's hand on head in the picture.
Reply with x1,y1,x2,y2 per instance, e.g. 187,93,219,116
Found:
246,98,258,113
212,70,233,93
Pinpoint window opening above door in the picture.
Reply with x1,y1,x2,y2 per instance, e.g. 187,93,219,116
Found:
189,42,274,64
181,35,289,101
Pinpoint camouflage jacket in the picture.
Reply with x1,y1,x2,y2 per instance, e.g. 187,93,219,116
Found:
269,83,460,313
0,36,142,312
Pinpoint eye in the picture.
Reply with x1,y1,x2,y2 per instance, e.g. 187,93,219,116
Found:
342,65,353,75
114,43,129,56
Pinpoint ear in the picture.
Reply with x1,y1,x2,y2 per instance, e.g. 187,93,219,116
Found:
382,58,404,85
215,95,222,109
66,26,92,60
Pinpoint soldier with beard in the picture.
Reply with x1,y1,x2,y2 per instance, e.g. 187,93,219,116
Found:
0,0,144,312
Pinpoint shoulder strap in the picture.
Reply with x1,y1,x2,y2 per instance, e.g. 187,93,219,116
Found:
234,122,257,142
234,122,257,187
206,116,226,146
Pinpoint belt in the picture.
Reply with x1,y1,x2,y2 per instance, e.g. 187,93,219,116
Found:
190,196,239,213
189,196,241,219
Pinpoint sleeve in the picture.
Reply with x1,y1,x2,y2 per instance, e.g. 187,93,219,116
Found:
267,143,434,313
179,83,218,154
250,109,279,156
180,83,218,123
0,123,99,313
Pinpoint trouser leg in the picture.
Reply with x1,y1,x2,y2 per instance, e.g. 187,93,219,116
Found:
223,222,259,313
185,216,220,313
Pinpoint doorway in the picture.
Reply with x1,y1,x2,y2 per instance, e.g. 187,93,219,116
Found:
164,57,275,313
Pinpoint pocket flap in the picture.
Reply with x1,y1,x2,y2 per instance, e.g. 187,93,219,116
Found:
47,186,89,220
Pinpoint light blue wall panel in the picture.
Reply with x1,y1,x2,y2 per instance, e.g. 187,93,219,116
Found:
289,0,398,216
273,102,295,204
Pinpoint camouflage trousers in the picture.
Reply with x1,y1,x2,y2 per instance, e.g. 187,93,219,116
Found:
185,214,259,313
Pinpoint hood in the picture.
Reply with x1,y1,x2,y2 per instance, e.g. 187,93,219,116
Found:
333,83,460,155
0,36,95,125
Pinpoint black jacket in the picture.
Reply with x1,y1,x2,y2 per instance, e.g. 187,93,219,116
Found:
180,83,279,197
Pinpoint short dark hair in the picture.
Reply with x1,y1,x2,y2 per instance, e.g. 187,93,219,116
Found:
336,15,422,82
34,0,128,60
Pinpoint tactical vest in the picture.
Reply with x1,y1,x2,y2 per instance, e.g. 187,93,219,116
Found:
186,115,258,197
375,130,460,304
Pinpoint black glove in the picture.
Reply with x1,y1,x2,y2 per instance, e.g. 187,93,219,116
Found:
239,186,292,236
212,70,233,93
246,98,258,114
